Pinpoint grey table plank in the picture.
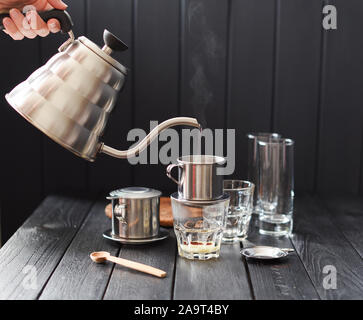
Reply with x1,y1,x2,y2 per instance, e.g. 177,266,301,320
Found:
39,200,120,300
103,229,176,300
243,217,320,300
320,195,363,259
290,195,363,300
0,195,93,300
173,243,252,300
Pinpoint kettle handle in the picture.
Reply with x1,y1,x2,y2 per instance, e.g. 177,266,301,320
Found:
0,9,73,33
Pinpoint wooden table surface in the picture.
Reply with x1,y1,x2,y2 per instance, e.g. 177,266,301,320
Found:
0,194,362,300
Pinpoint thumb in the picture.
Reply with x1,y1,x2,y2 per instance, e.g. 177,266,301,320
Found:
47,0,68,10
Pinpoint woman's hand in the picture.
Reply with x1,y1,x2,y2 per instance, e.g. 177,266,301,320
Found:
0,0,68,40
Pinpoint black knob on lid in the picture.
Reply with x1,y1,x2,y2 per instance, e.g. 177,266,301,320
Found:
103,29,128,52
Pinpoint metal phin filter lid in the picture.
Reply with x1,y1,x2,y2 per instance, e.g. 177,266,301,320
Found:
109,187,162,199
170,192,230,205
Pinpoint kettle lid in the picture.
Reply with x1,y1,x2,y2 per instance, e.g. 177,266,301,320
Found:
78,30,128,74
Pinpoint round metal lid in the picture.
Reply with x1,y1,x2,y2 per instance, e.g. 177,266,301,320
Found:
78,36,127,75
240,246,294,260
110,187,162,199
177,155,226,165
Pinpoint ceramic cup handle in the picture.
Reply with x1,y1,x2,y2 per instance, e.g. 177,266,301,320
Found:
166,163,180,185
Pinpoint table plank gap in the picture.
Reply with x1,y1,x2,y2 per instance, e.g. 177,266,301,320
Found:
0,195,93,300
240,241,256,300
243,215,320,300
39,200,119,300
287,235,321,299
170,237,178,300
173,242,252,300
290,194,363,299
101,247,122,300
103,229,176,300
36,197,96,299
319,194,363,260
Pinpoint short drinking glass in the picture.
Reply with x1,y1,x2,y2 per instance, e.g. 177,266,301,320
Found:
171,193,229,260
222,180,254,242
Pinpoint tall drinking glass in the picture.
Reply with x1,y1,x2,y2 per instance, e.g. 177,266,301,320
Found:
256,138,294,236
247,133,281,213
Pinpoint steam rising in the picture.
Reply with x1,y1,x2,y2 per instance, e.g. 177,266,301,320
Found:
187,1,222,129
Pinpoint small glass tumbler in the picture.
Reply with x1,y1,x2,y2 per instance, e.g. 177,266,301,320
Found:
256,138,294,236
222,180,255,242
170,193,229,260
247,133,281,213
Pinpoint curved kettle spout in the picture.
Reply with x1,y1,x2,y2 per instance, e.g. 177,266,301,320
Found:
100,117,201,159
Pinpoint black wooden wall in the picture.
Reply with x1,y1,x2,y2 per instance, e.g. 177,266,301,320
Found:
1,0,363,242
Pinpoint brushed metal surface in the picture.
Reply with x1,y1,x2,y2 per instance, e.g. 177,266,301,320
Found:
167,155,226,201
5,31,201,162
5,35,126,161
109,196,161,239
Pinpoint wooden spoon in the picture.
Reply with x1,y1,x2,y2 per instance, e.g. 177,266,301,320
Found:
90,251,167,278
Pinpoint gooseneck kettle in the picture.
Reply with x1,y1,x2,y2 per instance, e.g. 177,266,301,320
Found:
1,10,200,161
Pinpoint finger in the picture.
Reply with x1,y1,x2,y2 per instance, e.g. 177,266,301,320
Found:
47,18,60,33
9,9,37,39
26,10,49,37
2,18,24,40
47,0,68,10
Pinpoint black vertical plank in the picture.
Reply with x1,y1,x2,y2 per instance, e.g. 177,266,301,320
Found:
173,243,252,300
0,196,93,299
180,0,228,129
319,195,363,259
273,0,322,192
41,0,88,195
244,220,320,300
103,231,176,300
132,0,181,192
39,200,120,300
317,0,363,194
0,201,2,247
291,195,363,299
0,34,43,241
361,133,363,195
87,0,133,195
227,0,276,179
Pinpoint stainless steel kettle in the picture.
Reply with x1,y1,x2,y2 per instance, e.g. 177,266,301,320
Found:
3,10,200,161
